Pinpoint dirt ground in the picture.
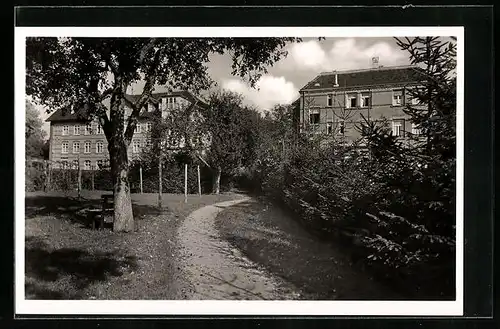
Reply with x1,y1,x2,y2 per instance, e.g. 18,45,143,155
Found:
214,197,403,300
176,196,302,300
24,191,239,299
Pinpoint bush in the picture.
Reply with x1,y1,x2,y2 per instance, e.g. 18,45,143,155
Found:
248,136,455,298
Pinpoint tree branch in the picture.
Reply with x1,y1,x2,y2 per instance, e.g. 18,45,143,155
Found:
124,45,166,144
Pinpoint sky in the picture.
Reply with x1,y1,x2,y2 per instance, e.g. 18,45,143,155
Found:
211,37,410,110
34,37,412,137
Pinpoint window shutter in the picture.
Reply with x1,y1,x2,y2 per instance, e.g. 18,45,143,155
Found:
344,94,349,108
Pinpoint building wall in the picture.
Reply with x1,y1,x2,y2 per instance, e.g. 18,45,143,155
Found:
299,87,422,141
48,95,206,169
50,118,152,169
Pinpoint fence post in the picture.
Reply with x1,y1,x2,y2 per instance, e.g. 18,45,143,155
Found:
197,164,201,197
91,166,95,191
158,154,162,208
184,163,188,203
77,157,82,199
44,160,49,192
48,161,52,191
139,164,143,194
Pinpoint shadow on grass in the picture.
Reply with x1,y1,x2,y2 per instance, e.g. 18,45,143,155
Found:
25,195,167,229
25,236,138,299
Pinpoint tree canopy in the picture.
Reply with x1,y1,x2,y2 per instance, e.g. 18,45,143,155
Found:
25,37,301,231
25,99,47,159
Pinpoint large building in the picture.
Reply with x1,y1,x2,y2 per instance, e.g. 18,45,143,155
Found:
297,65,426,143
46,91,207,170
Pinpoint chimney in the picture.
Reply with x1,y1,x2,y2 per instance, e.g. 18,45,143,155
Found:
334,71,339,87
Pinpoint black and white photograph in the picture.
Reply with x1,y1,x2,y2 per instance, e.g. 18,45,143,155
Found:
16,26,463,316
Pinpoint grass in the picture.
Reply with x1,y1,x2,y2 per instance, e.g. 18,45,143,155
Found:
214,197,404,300
24,190,239,300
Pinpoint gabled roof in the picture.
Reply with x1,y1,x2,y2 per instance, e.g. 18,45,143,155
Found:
300,65,426,92
45,103,94,123
46,91,207,123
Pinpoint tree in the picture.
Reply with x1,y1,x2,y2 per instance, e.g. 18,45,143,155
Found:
355,37,457,296
26,37,300,231
25,99,47,159
202,90,259,194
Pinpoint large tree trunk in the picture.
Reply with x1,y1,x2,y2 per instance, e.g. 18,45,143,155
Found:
109,136,134,232
213,166,222,195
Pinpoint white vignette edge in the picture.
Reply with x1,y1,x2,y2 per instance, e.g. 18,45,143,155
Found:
14,26,465,316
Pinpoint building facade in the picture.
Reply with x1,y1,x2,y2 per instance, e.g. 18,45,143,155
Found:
297,65,426,144
46,91,207,170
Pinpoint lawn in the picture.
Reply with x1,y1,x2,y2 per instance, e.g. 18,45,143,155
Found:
214,197,403,300
24,190,239,300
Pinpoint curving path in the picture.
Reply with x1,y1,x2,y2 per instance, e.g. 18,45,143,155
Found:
177,195,301,300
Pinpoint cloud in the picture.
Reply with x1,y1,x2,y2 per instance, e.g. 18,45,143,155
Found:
222,75,298,112
279,38,408,72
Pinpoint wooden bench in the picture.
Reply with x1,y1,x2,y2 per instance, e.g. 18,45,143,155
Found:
100,194,114,229
87,194,114,230
87,209,103,230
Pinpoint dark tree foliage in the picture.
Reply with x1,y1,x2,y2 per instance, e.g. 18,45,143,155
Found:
25,99,47,159
202,90,262,194
249,37,457,298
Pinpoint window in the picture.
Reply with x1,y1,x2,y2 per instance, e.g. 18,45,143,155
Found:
96,141,104,153
72,160,79,169
327,94,333,107
134,123,142,133
326,122,333,134
350,97,357,108
346,93,357,108
145,138,152,148
62,161,69,169
361,95,371,107
392,120,403,137
309,109,320,125
411,123,421,135
62,125,69,136
73,125,80,135
393,90,403,106
133,140,141,153
85,124,92,135
84,141,91,153
73,142,80,153
61,141,69,154
96,124,102,134
84,160,91,170
96,159,103,169
145,122,152,132
338,120,345,135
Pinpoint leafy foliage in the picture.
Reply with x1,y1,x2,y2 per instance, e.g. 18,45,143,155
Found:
200,90,263,192
25,99,47,159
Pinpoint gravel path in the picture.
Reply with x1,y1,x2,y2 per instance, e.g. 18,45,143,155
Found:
177,195,302,300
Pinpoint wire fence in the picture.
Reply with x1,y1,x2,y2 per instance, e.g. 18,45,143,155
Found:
25,158,216,194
